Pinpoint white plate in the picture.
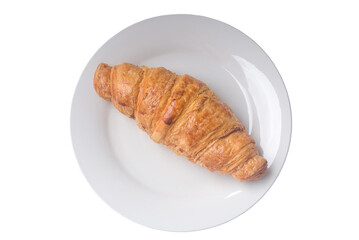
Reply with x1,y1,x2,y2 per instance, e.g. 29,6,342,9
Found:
71,14,292,231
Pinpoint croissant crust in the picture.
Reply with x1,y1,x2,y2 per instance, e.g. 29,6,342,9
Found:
94,62,267,181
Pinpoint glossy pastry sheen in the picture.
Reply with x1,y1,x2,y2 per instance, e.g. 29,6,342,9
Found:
94,62,267,181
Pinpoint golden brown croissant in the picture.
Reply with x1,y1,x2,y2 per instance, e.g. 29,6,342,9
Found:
94,62,267,181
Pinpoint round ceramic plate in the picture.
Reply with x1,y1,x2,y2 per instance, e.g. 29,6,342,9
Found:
71,14,291,231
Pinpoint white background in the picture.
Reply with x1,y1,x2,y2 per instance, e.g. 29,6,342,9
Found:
1,0,358,239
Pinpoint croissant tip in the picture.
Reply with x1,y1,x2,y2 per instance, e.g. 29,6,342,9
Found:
231,156,268,182
94,63,112,101
244,160,268,181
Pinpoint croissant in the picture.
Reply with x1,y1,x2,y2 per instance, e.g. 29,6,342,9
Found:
94,62,267,181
